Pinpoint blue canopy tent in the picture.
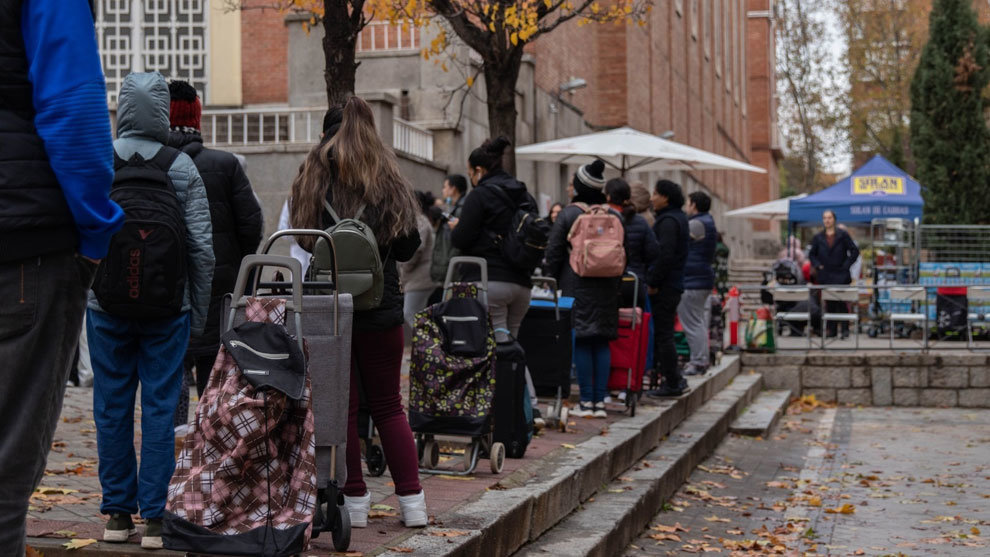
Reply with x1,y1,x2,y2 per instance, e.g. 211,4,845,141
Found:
788,155,924,224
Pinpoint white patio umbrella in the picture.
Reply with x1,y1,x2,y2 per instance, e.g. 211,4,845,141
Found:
515,126,767,174
724,194,808,221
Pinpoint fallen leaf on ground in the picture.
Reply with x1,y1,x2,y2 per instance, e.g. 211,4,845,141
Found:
426,530,470,537
62,538,97,550
52,529,78,538
560,443,576,449
371,504,394,511
652,522,689,533
35,487,79,495
704,515,730,523
766,481,791,489
387,548,414,553
368,510,397,518
807,496,822,507
649,533,681,542
436,475,474,481
825,503,856,515
25,546,43,557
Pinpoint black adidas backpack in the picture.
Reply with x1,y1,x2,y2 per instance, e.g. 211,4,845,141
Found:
93,147,188,319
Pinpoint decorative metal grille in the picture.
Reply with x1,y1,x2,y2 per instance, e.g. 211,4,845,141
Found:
95,0,209,106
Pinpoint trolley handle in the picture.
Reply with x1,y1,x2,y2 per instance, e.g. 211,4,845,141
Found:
621,272,640,328
530,276,560,320
227,255,305,351
254,229,341,334
443,256,489,306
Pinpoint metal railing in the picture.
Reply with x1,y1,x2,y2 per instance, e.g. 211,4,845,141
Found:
393,117,434,161
201,107,325,146
733,283,989,351
918,224,990,263
201,107,435,161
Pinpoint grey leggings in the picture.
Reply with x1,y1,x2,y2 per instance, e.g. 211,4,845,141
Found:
487,281,538,406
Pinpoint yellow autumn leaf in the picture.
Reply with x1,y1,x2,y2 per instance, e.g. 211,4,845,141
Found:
466,76,475,87
824,503,856,514
807,496,822,507
561,443,576,449
63,538,98,550
971,527,981,535
510,32,519,45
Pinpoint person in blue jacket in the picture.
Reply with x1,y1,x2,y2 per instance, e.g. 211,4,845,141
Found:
0,2,124,554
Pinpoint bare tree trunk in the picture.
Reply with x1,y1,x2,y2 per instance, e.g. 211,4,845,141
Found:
322,0,359,107
482,51,524,174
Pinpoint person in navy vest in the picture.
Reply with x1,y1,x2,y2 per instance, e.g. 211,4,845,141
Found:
677,191,718,376
0,1,124,554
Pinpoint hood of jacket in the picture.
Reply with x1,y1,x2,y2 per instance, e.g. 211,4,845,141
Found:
168,129,205,155
116,72,170,144
478,170,529,204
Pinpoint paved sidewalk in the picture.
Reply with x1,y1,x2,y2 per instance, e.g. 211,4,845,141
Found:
626,405,990,556
26,359,647,555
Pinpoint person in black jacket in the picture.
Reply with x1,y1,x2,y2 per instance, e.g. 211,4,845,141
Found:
605,178,660,305
289,98,427,529
451,137,542,412
646,180,690,398
545,160,621,418
808,210,860,338
167,81,264,401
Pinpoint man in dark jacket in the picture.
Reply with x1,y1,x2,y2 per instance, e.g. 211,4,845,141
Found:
808,210,859,338
167,80,264,397
646,180,690,397
430,174,468,283
678,191,718,376
0,2,123,554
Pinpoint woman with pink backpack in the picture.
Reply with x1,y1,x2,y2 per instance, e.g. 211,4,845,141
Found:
544,160,625,418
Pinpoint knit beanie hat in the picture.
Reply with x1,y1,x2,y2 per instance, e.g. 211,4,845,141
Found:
573,159,607,201
168,80,201,130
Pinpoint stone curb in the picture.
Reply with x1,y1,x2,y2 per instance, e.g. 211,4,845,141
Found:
25,540,181,557
378,356,743,557
729,389,792,437
516,373,763,556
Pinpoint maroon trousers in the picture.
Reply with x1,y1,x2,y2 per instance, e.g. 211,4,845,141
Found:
344,325,422,497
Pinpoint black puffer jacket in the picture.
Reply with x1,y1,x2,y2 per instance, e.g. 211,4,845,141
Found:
320,190,420,332
618,210,660,284
168,130,263,355
544,203,620,341
450,170,536,287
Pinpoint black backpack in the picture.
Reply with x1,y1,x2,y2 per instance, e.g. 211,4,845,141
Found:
487,185,551,273
94,147,188,319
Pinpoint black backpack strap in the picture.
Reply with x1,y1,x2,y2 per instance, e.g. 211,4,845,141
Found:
486,183,517,212
150,145,183,172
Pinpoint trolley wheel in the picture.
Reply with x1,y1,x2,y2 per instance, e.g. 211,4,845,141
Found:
489,442,505,474
332,504,351,552
420,440,439,468
629,392,637,417
366,444,387,477
558,406,569,432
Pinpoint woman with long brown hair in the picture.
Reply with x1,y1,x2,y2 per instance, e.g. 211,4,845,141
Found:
289,97,427,528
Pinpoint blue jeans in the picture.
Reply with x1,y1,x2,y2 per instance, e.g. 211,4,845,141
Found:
574,338,611,404
88,309,190,519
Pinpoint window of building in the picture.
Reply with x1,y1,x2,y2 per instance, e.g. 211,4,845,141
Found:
691,0,699,40
95,0,209,106
704,0,712,60
724,0,731,91
714,0,721,77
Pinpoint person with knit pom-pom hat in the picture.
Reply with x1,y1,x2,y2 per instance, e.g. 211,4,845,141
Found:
544,159,623,418
166,81,263,419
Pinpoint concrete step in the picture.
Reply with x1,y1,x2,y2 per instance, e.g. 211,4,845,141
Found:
729,389,792,437
377,357,744,557
514,372,763,556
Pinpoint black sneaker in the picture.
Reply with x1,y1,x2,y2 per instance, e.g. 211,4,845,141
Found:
103,513,136,543
647,379,689,398
141,518,163,550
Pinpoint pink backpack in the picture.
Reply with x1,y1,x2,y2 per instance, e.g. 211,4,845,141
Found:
567,203,626,277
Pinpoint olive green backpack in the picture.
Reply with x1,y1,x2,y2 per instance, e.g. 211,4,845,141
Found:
310,200,384,311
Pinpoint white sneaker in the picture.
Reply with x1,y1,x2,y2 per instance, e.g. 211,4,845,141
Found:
570,402,594,418
343,491,370,528
593,402,607,419
603,395,613,404
398,491,428,527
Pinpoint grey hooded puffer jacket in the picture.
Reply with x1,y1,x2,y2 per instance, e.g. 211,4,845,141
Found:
88,72,215,336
